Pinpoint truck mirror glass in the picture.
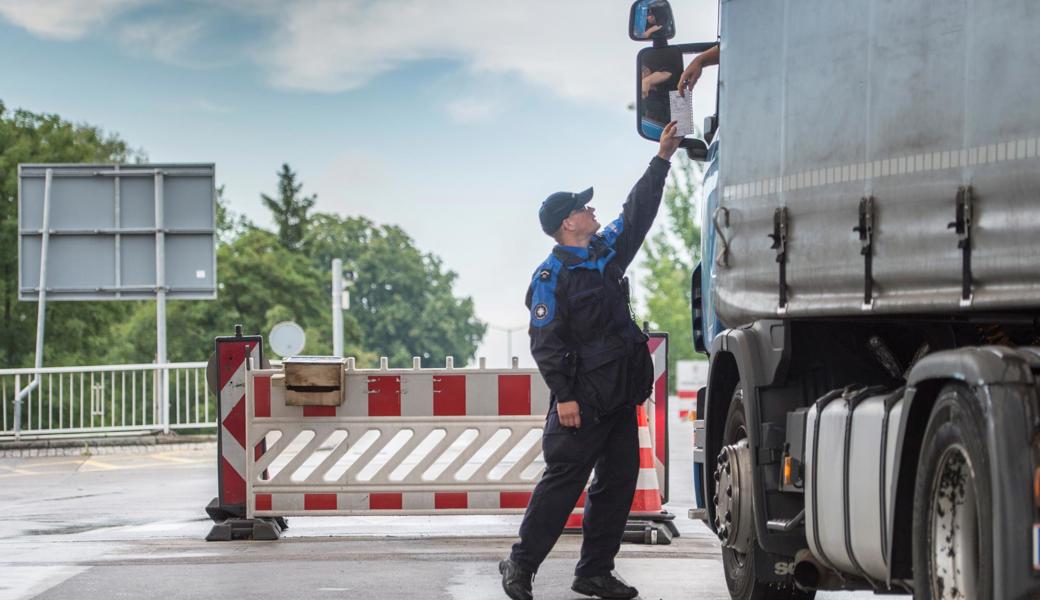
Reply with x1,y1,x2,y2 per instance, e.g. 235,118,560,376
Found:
630,0,675,41
636,46,686,141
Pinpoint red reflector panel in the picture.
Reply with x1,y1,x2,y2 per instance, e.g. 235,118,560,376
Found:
304,494,337,510
434,493,468,509
370,493,403,510
500,492,532,509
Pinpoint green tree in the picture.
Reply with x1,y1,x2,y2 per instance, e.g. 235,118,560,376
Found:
1,101,485,370
107,228,334,363
110,182,485,367
305,214,486,367
641,155,705,386
0,101,143,367
261,163,315,251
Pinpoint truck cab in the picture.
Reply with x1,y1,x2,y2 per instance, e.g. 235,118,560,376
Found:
629,1,1040,598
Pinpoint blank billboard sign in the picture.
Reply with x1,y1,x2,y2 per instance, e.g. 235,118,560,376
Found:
18,164,217,301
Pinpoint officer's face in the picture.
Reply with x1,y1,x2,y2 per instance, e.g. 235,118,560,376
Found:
566,205,599,235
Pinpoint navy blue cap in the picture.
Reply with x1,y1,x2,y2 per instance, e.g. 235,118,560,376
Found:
539,187,594,234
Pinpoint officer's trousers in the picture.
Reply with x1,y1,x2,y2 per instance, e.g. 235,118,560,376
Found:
509,404,639,577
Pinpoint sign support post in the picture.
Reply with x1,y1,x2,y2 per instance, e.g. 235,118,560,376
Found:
154,170,169,434
14,168,54,438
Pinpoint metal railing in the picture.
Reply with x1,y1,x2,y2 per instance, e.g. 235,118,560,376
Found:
0,362,212,440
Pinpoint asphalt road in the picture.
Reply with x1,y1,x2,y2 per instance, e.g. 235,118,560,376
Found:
0,403,906,600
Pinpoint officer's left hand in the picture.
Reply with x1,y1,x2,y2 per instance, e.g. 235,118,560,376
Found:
657,121,682,160
557,400,581,429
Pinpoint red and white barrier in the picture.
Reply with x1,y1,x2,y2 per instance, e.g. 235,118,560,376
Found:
207,330,669,541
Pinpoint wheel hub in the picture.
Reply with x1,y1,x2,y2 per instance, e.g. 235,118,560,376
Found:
714,438,754,553
929,445,978,600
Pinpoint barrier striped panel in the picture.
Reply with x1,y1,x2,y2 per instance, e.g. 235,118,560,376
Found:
647,333,669,503
215,335,262,514
244,337,668,520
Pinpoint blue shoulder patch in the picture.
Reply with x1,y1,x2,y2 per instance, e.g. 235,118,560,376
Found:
596,214,625,248
529,256,563,328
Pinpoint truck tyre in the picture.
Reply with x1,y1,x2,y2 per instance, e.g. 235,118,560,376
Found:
719,387,813,600
912,383,993,600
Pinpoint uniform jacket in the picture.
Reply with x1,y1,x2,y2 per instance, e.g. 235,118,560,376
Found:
526,156,670,421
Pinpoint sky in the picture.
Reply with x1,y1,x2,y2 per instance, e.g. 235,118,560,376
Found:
0,0,719,367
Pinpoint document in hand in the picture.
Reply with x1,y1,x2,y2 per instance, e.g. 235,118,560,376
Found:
668,90,693,137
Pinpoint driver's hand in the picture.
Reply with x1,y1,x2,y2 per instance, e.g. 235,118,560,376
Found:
657,121,681,160
678,61,703,97
557,401,581,429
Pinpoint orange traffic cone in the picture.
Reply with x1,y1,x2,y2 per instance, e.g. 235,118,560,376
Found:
629,403,667,518
565,404,668,532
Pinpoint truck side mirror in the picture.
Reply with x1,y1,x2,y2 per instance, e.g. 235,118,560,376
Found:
636,45,716,161
636,47,684,141
630,0,676,42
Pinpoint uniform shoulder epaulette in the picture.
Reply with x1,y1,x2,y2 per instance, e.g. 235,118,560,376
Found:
529,255,563,328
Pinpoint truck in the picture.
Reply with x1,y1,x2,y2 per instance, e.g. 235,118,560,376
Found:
630,0,1040,598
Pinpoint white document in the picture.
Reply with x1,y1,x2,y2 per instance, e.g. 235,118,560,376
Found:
669,90,694,137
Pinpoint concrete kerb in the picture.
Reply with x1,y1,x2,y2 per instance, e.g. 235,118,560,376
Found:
0,433,216,458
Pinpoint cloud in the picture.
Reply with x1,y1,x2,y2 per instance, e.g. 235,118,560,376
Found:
117,16,207,66
0,0,699,110
0,0,147,40
256,0,635,107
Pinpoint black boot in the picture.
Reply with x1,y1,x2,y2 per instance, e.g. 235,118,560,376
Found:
571,573,638,599
499,559,534,600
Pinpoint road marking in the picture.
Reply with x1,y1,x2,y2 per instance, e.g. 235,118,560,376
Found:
80,459,122,471
0,456,210,478
0,565,89,600
149,453,197,464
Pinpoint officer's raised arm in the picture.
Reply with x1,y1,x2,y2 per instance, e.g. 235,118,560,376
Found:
598,121,682,271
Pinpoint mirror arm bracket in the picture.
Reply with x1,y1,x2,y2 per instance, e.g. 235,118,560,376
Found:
672,42,720,54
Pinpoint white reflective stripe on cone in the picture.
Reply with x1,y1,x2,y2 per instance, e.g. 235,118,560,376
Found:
636,468,659,490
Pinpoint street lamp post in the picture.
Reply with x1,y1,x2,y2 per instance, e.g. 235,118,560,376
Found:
331,259,356,357
488,323,526,366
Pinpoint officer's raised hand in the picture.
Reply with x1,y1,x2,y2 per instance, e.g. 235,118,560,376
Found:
557,400,581,428
658,121,682,160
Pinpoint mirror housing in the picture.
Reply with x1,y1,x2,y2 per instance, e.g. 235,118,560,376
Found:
629,0,675,42
682,138,708,161
635,43,719,161
636,47,684,139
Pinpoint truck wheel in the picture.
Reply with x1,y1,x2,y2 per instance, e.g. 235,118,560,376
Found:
719,387,813,600
912,383,993,600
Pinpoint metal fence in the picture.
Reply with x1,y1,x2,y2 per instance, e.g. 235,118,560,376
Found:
0,362,213,440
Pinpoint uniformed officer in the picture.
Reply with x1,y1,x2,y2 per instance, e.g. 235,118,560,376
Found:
499,122,682,600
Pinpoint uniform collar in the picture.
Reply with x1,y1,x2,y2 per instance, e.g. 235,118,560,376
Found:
553,244,589,263
553,239,613,271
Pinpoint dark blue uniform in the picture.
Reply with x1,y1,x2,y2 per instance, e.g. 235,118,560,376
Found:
510,156,670,577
